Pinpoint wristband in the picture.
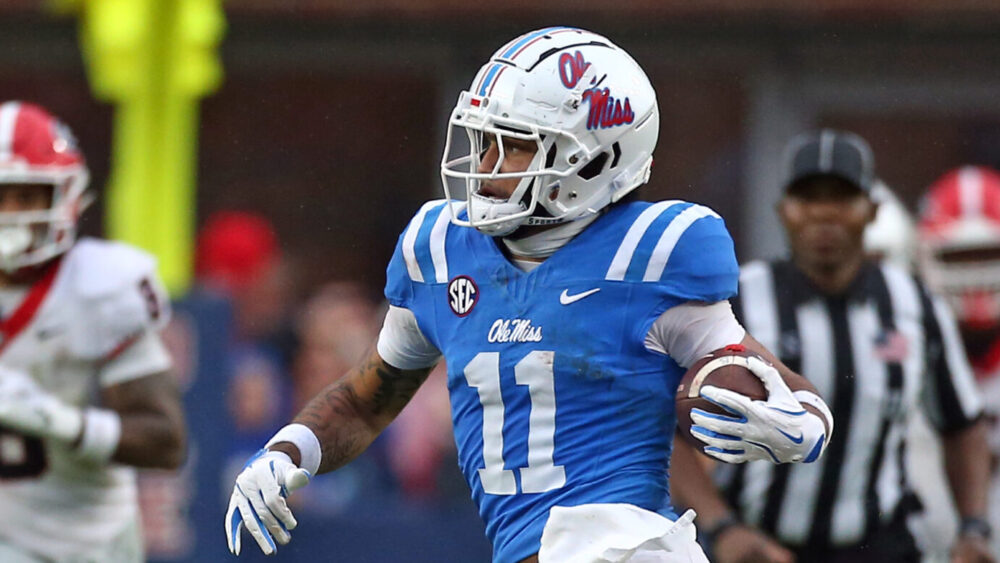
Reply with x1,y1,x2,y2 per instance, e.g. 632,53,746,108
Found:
76,408,122,463
266,423,322,475
700,513,740,550
960,516,992,540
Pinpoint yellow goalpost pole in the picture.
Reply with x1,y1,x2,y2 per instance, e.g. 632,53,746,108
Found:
51,0,225,296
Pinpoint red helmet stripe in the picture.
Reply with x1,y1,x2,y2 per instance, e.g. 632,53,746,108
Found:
486,65,508,97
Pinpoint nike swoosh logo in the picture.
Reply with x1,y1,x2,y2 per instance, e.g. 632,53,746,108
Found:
778,428,804,444
559,288,601,305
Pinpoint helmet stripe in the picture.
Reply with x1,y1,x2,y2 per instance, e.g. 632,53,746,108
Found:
477,63,504,96
499,26,573,60
486,65,508,97
0,102,21,162
959,166,984,219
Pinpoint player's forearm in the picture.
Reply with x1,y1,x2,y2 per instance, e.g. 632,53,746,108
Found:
739,333,831,436
669,437,733,525
740,334,818,395
280,349,432,474
944,418,992,518
113,410,187,469
100,371,187,469
284,374,384,473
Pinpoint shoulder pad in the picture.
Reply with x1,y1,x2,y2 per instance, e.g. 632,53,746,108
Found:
62,238,171,359
399,199,464,284
605,200,712,282
605,200,737,301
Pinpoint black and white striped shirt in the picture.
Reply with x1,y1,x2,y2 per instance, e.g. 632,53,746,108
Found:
716,259,982,551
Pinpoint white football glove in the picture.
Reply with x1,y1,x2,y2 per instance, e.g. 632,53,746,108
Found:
226,448,312,556
0,367,82,444
689,356,830,464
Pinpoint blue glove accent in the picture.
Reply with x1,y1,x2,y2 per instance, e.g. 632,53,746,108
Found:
228,507,242,549
236,483,276,552
243,448,268,469
691,425,741,442
691,406,747,424
777,428,804,444
765,406,806,416
704,446,745,456
803,435,825,463
744,440,781,463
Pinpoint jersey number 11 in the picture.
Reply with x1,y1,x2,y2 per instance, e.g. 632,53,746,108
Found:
464,351,566,495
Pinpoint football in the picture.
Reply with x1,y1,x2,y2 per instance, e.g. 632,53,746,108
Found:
675,344,768,447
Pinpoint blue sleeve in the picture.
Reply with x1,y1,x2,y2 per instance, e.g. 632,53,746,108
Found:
384,231,414,309
658,214,739,303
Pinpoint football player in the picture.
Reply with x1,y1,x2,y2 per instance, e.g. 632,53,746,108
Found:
919,165,1000,553
225,28,833,562
0,101,186,562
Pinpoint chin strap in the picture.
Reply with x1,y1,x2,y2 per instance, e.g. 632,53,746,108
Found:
502,213,601,259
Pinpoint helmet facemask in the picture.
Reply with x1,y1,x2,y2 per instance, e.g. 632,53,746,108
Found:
0,101,91,274
441,94,598,237
0,169,91,274
920,242,1000,330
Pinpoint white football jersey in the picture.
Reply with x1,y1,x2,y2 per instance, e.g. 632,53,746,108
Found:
0,238,172,560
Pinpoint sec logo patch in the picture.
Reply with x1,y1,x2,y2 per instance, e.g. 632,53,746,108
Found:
448,275,478,317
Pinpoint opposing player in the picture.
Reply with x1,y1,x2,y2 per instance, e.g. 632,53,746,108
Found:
225,28,833,562
0,101,186,562
919,165,1000,553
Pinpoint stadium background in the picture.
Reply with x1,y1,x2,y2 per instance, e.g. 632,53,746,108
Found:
2,1,1000,561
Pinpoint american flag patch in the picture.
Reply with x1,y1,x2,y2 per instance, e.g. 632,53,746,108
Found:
874,330,909,363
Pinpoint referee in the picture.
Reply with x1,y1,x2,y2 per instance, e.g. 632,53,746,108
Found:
672,130,994,563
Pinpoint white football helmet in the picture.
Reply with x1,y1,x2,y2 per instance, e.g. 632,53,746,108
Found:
0,101,91,273
864,180,916,270
441,27,659,236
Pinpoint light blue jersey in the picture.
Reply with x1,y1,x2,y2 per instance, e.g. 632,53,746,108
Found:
384,199,739,562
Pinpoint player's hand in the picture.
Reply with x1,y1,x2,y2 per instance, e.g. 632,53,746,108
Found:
0,366,82,443
951,535,996,563
690,357,827,464
713,524,795,563
226,448,311,556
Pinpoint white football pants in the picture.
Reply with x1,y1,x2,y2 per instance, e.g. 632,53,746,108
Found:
539,504,710,562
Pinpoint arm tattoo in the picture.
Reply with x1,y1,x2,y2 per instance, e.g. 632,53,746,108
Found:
293,349,432,472
368,357,427,415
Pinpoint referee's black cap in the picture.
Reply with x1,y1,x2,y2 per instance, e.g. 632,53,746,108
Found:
783,129,875,193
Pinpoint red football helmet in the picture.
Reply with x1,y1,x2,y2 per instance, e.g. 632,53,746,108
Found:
0,101,90,272
918,166,1000,328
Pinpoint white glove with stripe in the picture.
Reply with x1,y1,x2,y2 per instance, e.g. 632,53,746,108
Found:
226,448,312,555
690,357,832,464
